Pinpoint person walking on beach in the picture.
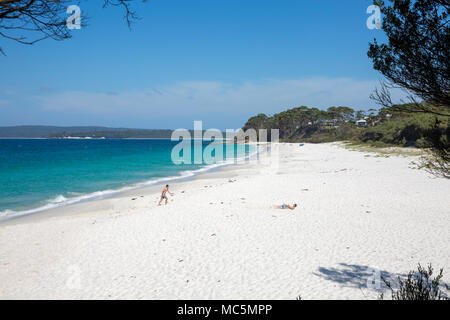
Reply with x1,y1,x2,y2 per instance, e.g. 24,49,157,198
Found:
158,184,174,206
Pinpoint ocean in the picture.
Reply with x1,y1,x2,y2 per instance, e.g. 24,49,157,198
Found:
0,139,257,221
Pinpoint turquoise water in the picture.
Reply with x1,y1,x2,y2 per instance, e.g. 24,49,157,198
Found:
0,139,256,219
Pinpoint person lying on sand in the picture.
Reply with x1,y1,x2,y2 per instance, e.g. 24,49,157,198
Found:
158,184,174,206
275,204,297,210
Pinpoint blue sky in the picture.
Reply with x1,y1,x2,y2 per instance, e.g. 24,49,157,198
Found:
0,0,397,129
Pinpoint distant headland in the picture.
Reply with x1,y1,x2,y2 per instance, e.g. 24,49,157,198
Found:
0,126,173,139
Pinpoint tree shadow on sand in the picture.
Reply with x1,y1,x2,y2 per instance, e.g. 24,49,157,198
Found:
313,263,405,294
314,263,450,298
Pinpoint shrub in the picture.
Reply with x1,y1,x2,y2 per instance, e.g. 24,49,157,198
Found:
360,113,448,147
380,264,449,300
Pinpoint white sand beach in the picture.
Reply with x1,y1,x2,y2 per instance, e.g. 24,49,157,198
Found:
0,143,449,300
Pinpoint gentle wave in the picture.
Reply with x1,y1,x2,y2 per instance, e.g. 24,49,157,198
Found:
49,195,68,204
0,145,265,222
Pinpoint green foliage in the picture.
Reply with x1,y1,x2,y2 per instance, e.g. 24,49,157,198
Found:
418,118,450,178
243,105,359,142
242,113,269,132
380,264,449,300
299,123,362,144
368,0,450,109
367,1,449,177
242,105,449,156
360,113,447,147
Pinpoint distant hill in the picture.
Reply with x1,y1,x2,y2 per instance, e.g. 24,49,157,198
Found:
242,104,449,147
0,126,173,138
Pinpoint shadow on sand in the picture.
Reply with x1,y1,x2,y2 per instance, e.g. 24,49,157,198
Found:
313,263,405,293
313,263,450,299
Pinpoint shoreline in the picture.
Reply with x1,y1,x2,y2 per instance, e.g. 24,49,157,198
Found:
0,161,250,227
1,142,448,299
0,143,267,225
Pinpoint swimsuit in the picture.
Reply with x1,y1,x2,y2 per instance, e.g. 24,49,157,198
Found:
281,204,286,209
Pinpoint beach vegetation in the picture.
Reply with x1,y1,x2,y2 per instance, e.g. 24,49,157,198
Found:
379,264,449,300
243,104,449,177
366,0,449,178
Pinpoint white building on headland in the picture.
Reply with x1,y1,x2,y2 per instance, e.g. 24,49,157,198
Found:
356,119,367,127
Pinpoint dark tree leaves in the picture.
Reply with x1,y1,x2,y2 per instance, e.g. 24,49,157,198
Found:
0,0,147,55
368,0,450,113
368,0,450,178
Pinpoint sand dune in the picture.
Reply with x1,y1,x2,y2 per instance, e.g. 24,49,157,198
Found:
0,143,449,299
